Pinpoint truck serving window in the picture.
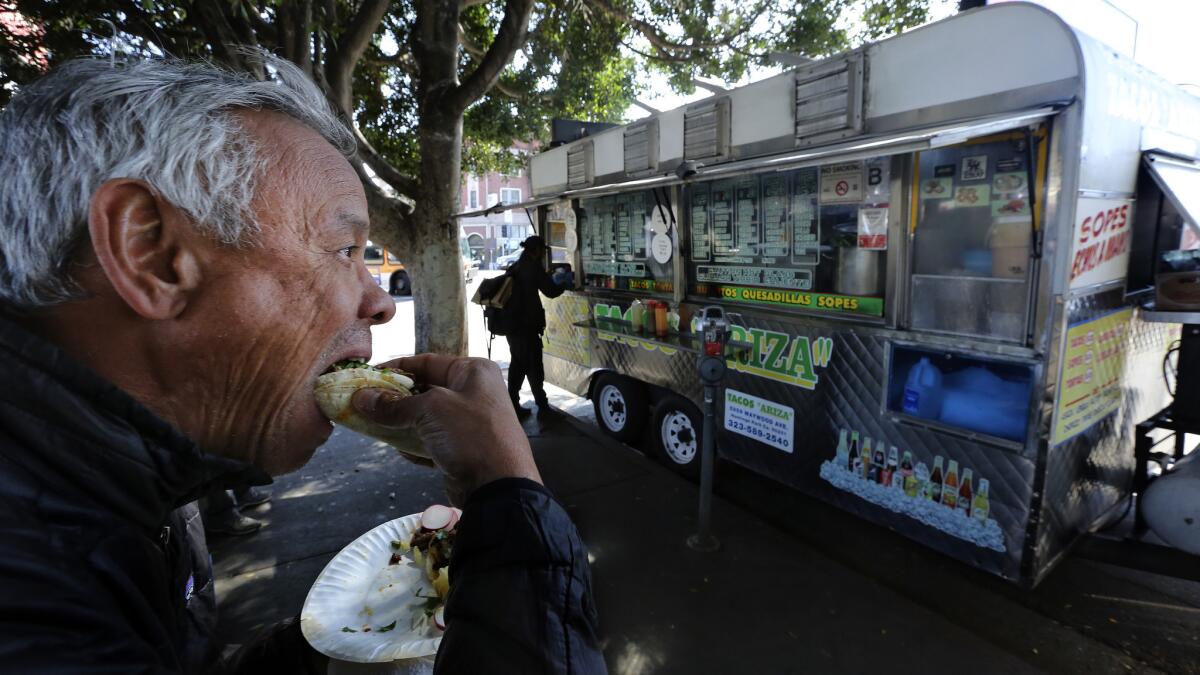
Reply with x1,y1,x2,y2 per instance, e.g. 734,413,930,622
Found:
910,132,1037,342
578,190,674,294
686,158,891,317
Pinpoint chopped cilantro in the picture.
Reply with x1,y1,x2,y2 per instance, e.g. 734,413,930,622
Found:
341,626,356,633
390,540,402,549
378,621,397,633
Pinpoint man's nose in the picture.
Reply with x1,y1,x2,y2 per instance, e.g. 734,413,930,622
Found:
361,274,396,325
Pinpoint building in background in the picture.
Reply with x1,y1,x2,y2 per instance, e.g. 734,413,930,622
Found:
458,141,536,269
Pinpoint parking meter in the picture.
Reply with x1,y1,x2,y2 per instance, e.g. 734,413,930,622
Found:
688,305,728,552
698,306,730,384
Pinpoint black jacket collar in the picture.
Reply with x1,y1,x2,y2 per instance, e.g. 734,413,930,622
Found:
0,311,266,533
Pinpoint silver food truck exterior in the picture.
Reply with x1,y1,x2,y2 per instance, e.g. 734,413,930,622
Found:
465,3,1200,585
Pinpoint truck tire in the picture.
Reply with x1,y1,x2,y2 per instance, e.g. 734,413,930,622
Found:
650,395,702,479
390,271,411,296
591,373,648,444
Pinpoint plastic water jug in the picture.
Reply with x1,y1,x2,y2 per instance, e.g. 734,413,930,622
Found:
902,357,944,419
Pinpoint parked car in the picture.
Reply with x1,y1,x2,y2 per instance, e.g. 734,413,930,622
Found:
495,250,522,269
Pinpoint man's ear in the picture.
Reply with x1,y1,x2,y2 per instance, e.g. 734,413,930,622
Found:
87,179,203,320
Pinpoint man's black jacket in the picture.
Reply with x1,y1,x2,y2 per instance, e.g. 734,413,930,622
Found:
506,253,565,335
0,314,606,674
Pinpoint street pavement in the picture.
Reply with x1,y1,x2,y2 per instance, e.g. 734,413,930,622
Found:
210,275,1200,674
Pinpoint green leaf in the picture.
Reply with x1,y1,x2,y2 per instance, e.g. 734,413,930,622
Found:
377,620,398,632
341,626,357,633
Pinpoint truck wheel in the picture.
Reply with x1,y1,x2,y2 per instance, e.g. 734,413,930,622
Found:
651,395,702,479
390,271,411,296
591,373,648,444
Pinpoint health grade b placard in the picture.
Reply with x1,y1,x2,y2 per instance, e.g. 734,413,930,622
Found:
724,389,795,453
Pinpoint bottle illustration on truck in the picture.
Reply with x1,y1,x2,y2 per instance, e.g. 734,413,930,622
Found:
819,427,1002,552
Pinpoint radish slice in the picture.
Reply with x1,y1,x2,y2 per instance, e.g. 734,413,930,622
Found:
421,504,454,531
434,605,446,630
444,508,460,530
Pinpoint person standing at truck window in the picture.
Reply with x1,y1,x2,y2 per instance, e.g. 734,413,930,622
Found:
504,235,565,417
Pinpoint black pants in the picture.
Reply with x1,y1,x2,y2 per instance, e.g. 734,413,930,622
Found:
506,332,547,405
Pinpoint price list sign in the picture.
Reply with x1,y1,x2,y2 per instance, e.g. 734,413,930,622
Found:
761,175,789,260
711,180,736,256
1052,308,1133,444
691,185,712,261
792,169,819,265
627,192,647,259
734,177,759,255
614,198,633,258
585,197,614,259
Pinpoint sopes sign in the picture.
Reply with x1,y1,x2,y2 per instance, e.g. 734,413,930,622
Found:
1069,197,1133,290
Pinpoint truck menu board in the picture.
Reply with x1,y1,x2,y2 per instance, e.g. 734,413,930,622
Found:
579,190,674,293
688,160,888,316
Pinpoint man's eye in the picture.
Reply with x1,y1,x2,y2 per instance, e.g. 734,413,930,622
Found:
339,246,360,259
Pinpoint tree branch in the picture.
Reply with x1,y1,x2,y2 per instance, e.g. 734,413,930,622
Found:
457,23,523,99
324,0,389,115
585,0,764,61
356,167,417,258
188,1,247,67
447,0,533,113
457,23,486,58
352,126,422,199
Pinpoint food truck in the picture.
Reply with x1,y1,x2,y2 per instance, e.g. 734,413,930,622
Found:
464,3,1200,585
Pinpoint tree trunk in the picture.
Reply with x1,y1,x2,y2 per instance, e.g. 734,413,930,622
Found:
408,0,468,356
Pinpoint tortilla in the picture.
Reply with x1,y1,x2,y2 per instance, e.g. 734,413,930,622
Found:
314,366,430,458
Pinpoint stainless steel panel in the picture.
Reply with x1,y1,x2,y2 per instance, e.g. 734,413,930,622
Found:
1028,288,1179,584
910,275,1028,342
544,292,1036,581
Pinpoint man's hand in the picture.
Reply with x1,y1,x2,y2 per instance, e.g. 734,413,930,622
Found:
351,355,541,505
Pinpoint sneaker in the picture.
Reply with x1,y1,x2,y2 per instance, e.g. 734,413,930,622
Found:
234,485,271,507
205,510,263,536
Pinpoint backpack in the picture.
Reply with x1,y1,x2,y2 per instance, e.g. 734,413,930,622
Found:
472,268,518,355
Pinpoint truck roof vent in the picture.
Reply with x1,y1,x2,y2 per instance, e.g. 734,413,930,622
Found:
684,97,730,161
794,54,865,147
567,140,594,189
623,119,659,175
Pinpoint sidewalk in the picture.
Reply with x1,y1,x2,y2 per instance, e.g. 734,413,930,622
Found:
211,397,1168,674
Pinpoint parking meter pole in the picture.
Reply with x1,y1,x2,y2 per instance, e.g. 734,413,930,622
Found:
688,305,728,553
687,382,720,552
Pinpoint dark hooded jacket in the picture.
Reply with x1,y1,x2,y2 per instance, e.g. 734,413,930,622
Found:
0,313,606,674
506,251,565,335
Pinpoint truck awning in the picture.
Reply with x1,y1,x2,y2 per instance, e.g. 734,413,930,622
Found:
454,105,1060,217
1144,152,1200,232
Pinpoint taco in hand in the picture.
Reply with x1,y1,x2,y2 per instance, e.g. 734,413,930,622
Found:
315,359,429,458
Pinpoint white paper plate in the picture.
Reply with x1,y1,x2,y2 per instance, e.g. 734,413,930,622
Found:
301,514,443,663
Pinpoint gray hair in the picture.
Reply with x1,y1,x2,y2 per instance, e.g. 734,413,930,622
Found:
0,52,355,309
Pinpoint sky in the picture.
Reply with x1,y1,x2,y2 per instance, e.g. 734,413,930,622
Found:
623,0,1200,122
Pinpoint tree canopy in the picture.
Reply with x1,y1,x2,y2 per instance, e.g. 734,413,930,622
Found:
2,0,933,176
1,0,934,354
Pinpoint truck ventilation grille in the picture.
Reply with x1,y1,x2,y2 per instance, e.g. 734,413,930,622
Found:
623,120,659,175
567,141,593,189
684,97,730,161
794,54,865,146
